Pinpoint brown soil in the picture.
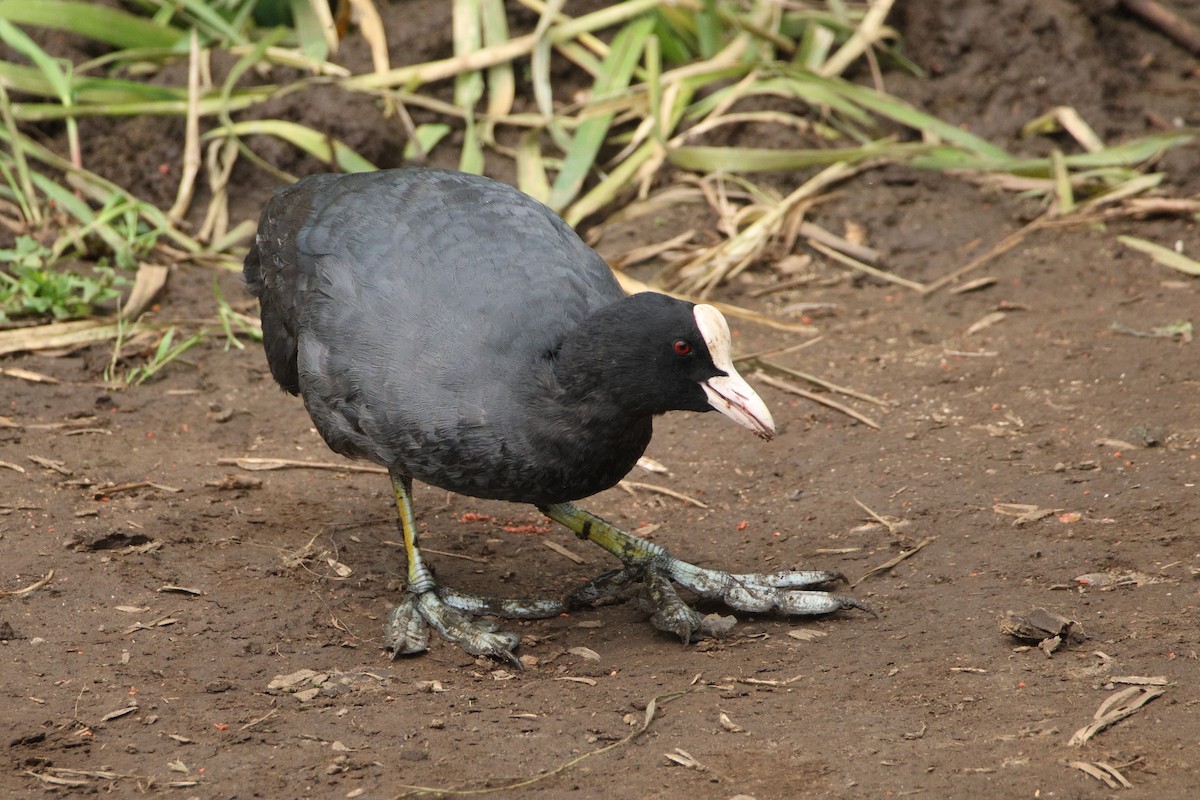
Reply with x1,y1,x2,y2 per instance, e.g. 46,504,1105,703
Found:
3,2,1199,798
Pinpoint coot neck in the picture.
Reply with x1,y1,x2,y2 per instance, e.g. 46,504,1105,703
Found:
551,298,664,421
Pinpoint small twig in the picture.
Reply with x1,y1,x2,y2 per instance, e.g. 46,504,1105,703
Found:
853,536,936,587
797,221,881,264
753,371,881,430
610,229,696,270
240,708,279,731
167,29,202,224
0,367,60,384
28,455,72,476
217,457,387,474
1109,675,1168,686
1119,0,1200,55
730,673,804,687
0,569,54,597
618,480,708,508
923,217,1046,295
818,0,896,77
734,336,823,362
809,240,926,292
542,540,586,564
417,547,490,564
93,481,181,499
748,274,819,298
947,276,997,295
392,687,696,797
853,497,900,534
754,358,891,407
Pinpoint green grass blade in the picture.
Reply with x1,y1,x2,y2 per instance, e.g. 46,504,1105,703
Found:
796,23,836,70
403,122,452,161
797,72,1010,158
911,132,1193,175
0,87,39,224
668,140,931,172
453,0,485,173
563,139,657,227
653,9,696,63
1050,149,1074,214
516,130,551,203
1118,236,1200,276
0,19,72,101
12,89,271,121
696,0,722,59
289,0,333,62
143,0,247,46
204,120,377,173
0,17,80,166
480,0,515,121
0,0,183,49
548,13,655,210
27,169,93,222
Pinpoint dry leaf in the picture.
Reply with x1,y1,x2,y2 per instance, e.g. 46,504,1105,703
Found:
1069,687,1164,746
268,669,320,690
1069,760,1133,789
100,706,138,722
664,748,706,770
636,456,669,474
554,676,597,686
965,310,1007,335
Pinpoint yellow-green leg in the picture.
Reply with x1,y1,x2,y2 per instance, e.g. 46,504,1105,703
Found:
540,501,873,642
385,473,563,665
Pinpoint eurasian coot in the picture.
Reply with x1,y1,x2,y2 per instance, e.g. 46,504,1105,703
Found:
245,168,867,664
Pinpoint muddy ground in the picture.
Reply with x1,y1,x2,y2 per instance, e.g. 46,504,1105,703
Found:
2,1,1199,798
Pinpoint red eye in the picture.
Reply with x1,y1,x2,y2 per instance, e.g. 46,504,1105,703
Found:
673,339,692,355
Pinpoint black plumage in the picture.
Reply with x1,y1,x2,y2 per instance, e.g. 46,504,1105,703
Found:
246,168,866,662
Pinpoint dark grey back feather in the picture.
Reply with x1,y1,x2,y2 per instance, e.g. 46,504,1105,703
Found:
245,169,640,503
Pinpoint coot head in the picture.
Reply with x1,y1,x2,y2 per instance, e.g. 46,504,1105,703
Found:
557,292,775,439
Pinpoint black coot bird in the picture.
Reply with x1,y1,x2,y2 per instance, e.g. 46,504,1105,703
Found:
245,168,867,664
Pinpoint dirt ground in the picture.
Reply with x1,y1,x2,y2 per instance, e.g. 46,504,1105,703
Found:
3,2,1199,798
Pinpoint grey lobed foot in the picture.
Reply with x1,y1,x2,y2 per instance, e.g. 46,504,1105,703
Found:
573,558,874,643
385,589,565,668
542,502,873,645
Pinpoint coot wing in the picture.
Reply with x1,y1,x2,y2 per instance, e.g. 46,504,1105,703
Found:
248,169,626,490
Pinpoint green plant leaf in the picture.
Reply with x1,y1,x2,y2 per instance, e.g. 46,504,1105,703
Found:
548,13,656,211
204,120,378,173
0,0,183,49
1118,236,1200,276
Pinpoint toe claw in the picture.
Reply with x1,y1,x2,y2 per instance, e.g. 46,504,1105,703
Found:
641,569,705,643
416,591,521,661
596,558,870,642
386,595,431,658
387,590,527,665
836,595,879,617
